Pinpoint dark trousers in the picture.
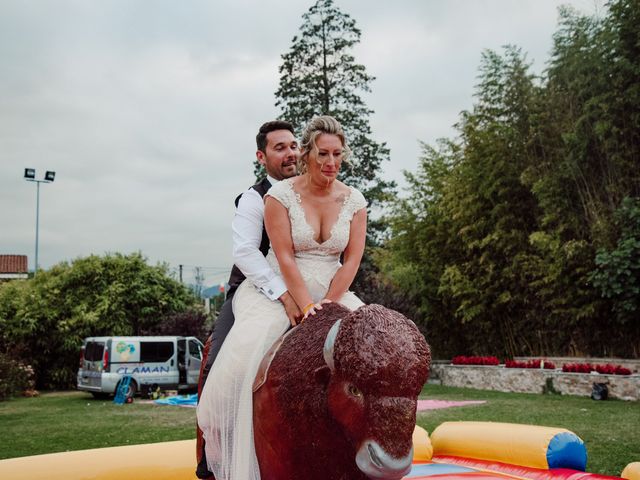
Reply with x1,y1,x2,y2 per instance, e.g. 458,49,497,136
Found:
196,294,236,479
201,296,236,389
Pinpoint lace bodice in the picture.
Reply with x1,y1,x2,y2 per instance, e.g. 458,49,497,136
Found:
265,178,367,258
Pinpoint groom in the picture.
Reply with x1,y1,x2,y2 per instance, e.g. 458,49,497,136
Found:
196,120,301,479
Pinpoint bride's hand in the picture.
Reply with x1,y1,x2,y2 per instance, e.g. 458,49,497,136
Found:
301,299,333,322
301,302,319,321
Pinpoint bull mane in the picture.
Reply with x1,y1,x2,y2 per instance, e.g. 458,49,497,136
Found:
265,302,351,422
333,304,431,396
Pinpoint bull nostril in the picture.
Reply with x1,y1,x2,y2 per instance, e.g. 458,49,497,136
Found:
356,440,413,479
367,442,383,468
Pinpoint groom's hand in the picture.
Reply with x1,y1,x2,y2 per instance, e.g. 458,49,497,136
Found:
279,291,303,327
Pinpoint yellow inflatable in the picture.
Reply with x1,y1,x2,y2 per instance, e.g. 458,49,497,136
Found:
0,439,198,480
412,424,433,462
430,421,586,470
622,462,640,480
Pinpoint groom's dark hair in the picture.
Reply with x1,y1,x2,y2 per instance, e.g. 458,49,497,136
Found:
256,120,295,153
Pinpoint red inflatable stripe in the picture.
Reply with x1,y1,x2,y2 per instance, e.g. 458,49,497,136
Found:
432,456,620,480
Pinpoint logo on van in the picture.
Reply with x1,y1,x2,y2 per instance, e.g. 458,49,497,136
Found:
116,341,135,361
116,366,170,374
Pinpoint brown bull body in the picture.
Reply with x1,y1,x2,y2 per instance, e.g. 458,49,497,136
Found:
253,303,431,480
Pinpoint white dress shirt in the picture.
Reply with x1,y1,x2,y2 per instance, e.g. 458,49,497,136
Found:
231,175,287,301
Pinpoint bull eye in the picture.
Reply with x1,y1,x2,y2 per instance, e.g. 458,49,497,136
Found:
348,384,362,398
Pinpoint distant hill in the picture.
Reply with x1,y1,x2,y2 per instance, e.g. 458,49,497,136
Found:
198,284,227,299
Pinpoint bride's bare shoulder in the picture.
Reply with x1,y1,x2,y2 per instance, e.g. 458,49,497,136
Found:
333,180,351,193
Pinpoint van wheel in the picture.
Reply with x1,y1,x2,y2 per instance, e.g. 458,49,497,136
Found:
117,379,137,400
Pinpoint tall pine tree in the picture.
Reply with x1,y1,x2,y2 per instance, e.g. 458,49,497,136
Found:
267,0,394,228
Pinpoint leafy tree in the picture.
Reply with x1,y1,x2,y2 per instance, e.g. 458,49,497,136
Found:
379,0,640,358
376,140,464,357
523,1,640,355
141,310,210,342
0,253,198,389
268,0,395,223
382,45,551,356
432,47,542,357
590,197,640,328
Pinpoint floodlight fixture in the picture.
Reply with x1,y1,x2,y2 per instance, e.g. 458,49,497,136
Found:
44,171,56,182
24,168,36,180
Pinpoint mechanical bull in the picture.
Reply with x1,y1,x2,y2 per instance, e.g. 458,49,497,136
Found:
253,302,431,480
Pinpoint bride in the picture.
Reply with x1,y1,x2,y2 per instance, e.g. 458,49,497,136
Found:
197,115,367,480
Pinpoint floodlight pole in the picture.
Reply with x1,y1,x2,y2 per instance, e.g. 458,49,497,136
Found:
35,180,41,276
24,169,55,276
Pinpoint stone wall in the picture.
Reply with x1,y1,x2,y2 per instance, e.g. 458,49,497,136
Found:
430,364,640,401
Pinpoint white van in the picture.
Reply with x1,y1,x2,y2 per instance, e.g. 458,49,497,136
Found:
76,336,204,399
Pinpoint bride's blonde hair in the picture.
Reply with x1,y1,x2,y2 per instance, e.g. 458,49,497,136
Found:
298,115,351,174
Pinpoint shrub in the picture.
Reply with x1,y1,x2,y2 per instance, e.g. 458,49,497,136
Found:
0,253,198,390
0,353,36,400
451,355,500,366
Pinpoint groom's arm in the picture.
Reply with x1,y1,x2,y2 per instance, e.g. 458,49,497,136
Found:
232,188,287,300
233,188,301,324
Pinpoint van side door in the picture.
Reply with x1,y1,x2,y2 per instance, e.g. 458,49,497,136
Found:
177,338,187,385
186,338,203,386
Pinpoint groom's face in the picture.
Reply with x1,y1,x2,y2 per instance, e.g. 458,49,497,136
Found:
258,129,299,180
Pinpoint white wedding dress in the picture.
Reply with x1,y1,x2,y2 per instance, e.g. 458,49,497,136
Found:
197,178,367,480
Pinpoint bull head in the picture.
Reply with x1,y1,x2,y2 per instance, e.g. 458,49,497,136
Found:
322,315,416,480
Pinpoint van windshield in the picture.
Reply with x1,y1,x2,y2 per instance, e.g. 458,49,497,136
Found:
85,342,105,362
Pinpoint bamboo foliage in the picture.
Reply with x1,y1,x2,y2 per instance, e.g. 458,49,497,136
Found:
379,0,640,358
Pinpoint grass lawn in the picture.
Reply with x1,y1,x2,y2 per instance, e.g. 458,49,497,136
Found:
0,391,196,460
0,386,638,476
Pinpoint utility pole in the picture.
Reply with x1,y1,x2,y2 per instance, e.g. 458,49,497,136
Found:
179,264,183,283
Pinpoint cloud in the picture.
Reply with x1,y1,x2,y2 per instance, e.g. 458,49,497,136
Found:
0,0,604,284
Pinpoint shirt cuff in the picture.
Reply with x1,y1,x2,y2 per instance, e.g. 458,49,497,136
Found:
258,276,287,301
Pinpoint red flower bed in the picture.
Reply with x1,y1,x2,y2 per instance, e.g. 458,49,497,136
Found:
451,355,499,366
562,363,632,375
505,359,556,369
562,363,593,373
596,364,632,375
450,357,632,375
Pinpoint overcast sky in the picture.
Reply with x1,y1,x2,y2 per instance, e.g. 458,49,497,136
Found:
1,0,604,287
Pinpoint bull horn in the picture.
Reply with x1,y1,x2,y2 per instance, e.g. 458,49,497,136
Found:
323,319,342,372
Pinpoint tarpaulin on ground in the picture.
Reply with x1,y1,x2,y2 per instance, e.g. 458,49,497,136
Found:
416,400,486,411
154,394,198,407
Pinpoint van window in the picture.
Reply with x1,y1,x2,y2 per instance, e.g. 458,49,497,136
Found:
84,342,105,361
140,342,174,362
189,339,202,360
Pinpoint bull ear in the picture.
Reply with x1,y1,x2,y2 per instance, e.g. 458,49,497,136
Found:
323,319,342,372
314,365,331,386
